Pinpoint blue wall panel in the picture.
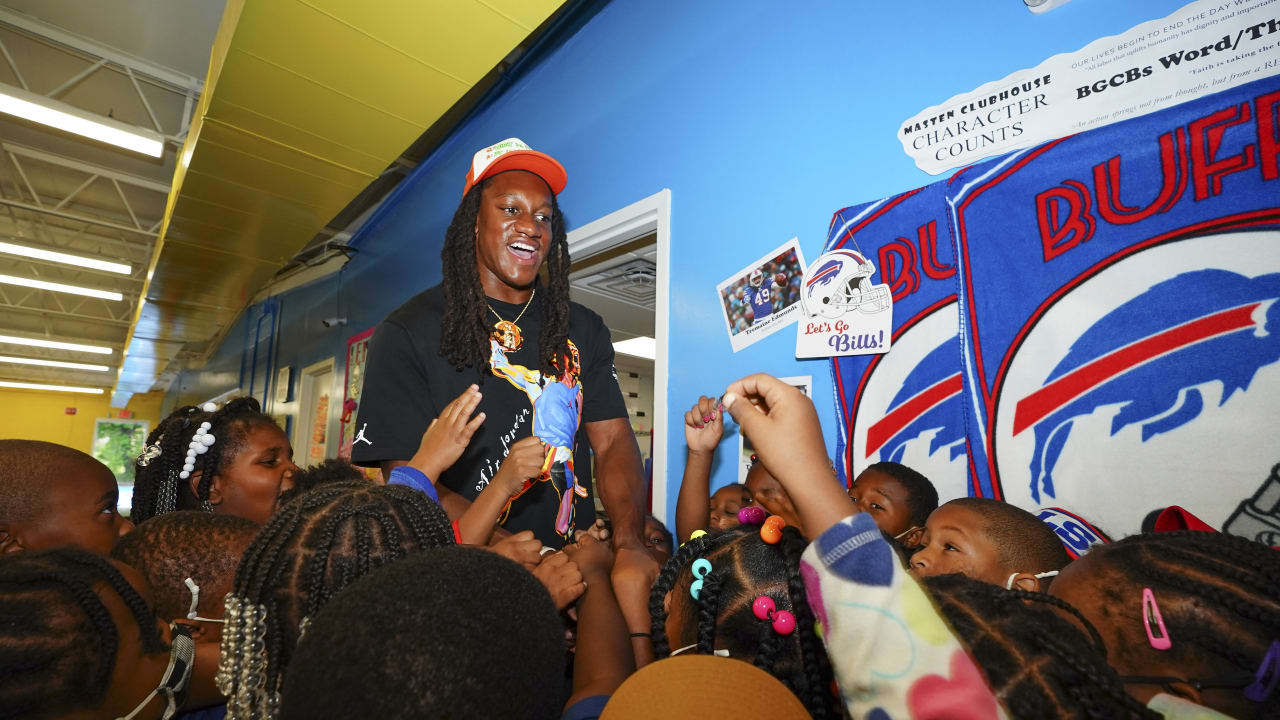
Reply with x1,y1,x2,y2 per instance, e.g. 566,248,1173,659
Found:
169,0,1185,531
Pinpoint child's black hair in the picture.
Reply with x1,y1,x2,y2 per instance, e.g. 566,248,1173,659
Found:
924,573,1158,719
277,458,370,507
0,439,104,523
217,482,455,719
0,548,167,720
132,397,279,523
863,460,939,528
648,524,839,719
1090,531,1280,715
111,510,261,622
279,546,565,720
944,497,1071,574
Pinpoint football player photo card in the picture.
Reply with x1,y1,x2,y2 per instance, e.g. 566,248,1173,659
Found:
738,376,813,484
795,246,894,359
716,237,808,352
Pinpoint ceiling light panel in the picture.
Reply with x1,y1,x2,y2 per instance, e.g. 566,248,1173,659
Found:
0,355,110,371
0,83,164,157
0,334,113,354
0,241,131,274
0,380,104,394
613,336,656,360
0,273,124,301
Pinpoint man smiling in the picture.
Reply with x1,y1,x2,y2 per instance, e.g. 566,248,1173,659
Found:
353,139,651,560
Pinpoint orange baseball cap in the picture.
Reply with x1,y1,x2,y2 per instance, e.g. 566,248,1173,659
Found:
462,137,567,197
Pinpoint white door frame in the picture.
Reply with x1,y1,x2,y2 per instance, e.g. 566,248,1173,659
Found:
566,189,671,517
297,357,335,464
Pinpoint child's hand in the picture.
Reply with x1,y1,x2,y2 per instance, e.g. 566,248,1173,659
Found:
409,385,485,481
563,534,614,584
492,436,547,498
574,518,610,544
486,529,542,570
723,373,854,537
683,395,724,454
532,550,586,610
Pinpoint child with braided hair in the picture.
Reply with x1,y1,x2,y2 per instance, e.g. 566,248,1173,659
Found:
647,523,840,719
1049,530,1280,718
132,398,297,525
923,573,1160,719
0,548,216,720
215,481,456,720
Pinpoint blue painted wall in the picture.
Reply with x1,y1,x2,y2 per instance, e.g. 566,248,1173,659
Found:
168,0,1185,530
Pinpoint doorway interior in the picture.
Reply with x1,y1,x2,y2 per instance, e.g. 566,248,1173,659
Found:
565,190,670,521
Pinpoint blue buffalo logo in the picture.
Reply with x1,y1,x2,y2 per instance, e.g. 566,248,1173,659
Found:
1014,269,1280,503
806,259,843,294
865,336,965,463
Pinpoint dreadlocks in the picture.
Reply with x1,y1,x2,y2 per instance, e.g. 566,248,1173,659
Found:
0,548,167,720
648,524,839,719
217,482,455,720
132,397,278,523
1088,531,1280,715
925,573,1158,719
439,176,572,377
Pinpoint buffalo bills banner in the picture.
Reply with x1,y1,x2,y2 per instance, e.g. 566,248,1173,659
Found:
900,0,1280,174
825,183,971,504
832,74,1280,540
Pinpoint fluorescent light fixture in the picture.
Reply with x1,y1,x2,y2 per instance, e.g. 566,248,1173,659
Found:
0,355,110,371
613,336,656,360
0,240,130,274
0,273,123,301
0,379,104,394
0,83,163,157
0,334,112,355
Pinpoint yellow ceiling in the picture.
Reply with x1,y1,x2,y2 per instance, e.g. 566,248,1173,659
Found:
116,0,564,400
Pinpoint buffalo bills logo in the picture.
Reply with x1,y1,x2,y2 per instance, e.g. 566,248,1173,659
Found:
1015,268,1280,503
853,302,969,501
994,232,1280,536
867,337,965,466
806,259,844,293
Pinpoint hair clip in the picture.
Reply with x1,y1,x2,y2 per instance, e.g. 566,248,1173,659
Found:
136,443,163,467
760,515,785,544
184,578,226,624
688,529,707,541
1142,587,1171,650
1245,640,1280,702
737,506,766,525
1004,570,1059,590
751,595,796,635
180,420,216,480
689,558,712,600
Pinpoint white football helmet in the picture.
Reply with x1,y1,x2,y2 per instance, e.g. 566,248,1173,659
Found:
749,269,764,287
801,249,892,318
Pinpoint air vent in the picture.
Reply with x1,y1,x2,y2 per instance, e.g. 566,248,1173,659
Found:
572,258,656,310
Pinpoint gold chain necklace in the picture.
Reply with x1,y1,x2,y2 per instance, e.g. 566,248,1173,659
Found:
488,288,535,352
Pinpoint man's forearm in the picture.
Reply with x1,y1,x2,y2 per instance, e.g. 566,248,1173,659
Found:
597,451,646,547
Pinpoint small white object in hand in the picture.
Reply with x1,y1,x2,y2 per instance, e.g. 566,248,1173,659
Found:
202,402,217,413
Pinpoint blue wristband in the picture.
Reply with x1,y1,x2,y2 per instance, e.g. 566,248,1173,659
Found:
388,465,439,504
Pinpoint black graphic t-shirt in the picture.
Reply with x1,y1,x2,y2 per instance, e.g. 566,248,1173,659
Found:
351,284,628,547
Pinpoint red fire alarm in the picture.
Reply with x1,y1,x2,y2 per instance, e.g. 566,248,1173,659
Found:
64,407,77,415
117,409,133,419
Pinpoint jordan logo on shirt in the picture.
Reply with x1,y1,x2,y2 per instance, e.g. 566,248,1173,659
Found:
353,423,372,446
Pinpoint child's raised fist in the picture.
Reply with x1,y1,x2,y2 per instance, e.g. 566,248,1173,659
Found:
492,435,547,498
564,534,614,583
532,550,586,610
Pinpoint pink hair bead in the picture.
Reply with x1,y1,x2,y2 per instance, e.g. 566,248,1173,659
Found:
752,595,776,621
738,506,766,525
772,610,796,635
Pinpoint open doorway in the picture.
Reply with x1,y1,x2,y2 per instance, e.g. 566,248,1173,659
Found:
565,190,670,523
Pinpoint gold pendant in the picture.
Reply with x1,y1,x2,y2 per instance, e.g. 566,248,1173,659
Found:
492,320,523,351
